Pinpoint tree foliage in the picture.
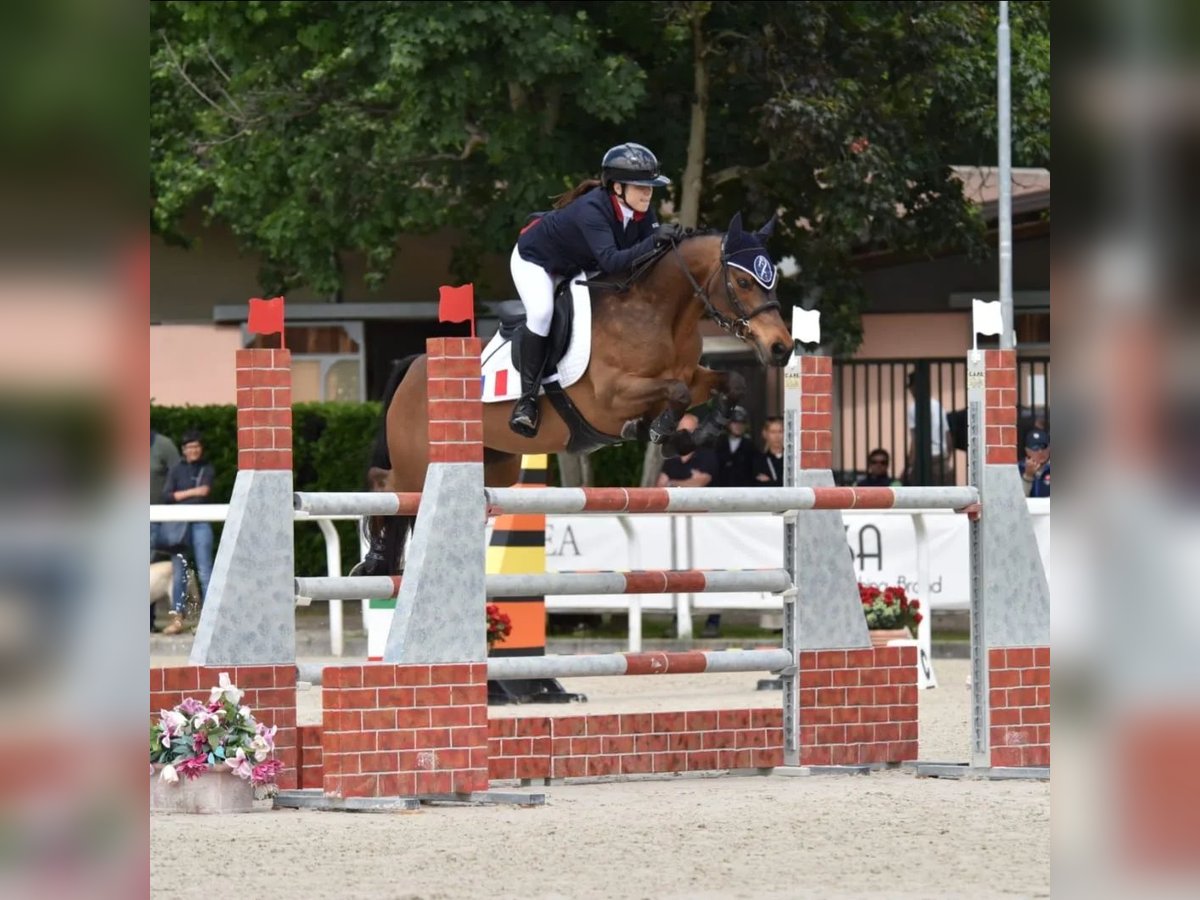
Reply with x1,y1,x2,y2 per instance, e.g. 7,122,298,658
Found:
151,0,1049,351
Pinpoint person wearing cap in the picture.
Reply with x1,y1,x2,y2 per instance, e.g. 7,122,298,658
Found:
715,406,756,487
160,429,216,634
508,142,677,438
1019,428,1051,498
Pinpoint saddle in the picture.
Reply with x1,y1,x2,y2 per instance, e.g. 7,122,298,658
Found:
497,276,577,379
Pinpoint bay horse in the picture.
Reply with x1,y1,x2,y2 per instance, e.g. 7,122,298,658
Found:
353,212,795,576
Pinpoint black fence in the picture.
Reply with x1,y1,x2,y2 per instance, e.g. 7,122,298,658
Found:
831,357,1051,487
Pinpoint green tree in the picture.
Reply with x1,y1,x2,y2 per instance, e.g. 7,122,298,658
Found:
152,1,1050,352
151,0,647,296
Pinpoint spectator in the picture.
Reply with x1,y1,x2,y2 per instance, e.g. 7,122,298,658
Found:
752,417,785,487
149,428,180,631
904,373,955,485
715,406,756,487
856,448,900,487
150,429,180,543
655,414,718,488
656,414,721,637
161,430,215,635
1019,428,1051,497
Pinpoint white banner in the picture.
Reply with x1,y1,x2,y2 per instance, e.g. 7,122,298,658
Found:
540,501,1050,614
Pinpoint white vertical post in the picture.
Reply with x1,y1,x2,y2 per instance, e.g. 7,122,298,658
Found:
617,516,641,652
912,514,938,689
318,518,343,657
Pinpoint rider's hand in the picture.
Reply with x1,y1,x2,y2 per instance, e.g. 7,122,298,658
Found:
654,222,683,245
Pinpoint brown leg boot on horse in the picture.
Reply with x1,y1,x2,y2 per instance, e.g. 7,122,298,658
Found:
509,329,550,438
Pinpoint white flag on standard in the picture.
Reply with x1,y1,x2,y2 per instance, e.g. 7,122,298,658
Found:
972,298,1004,338
791,307,822,345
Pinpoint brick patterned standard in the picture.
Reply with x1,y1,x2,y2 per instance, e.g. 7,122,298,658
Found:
798,355,834,471
426,337,483,464
321,663,490,798
988,646,1050,767
149,665,298,790
235,348,293,470
984,349,1018,465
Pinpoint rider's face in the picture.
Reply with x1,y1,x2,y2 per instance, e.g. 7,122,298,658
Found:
618,183,653,213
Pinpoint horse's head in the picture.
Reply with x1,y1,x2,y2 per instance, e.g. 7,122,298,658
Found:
689,213,794,367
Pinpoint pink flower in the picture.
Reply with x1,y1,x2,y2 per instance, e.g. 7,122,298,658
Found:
179,697,205,716
224,747,254,781
251,759,284,786
177,755,210,781
192,732,208,753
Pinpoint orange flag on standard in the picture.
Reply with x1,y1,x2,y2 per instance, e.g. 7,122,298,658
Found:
438,283,475,336
248,296,286,341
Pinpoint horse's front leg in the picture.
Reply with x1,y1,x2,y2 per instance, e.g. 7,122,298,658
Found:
608,374,693,444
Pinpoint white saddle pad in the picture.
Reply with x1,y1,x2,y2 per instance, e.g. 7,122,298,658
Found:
480,276,592,404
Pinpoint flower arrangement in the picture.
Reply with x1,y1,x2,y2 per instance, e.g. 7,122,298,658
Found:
486,603,512,648
150,672,283,789
858,583,923,633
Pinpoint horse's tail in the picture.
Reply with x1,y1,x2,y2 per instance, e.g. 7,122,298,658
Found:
360,355,420,575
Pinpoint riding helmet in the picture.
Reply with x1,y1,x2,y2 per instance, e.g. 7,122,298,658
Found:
601,143,671,188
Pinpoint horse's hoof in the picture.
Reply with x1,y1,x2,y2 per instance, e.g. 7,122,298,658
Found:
349,554,388,578
619,419,644,441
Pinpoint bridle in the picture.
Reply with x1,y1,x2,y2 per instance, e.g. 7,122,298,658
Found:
671,235,781,340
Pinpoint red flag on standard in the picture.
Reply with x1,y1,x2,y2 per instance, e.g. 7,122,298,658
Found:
248,296,285,336
438,283,475,336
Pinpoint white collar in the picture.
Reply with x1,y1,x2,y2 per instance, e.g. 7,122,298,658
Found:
617,202,634,225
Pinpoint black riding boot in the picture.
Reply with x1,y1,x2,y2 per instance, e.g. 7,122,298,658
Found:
509,330,550,438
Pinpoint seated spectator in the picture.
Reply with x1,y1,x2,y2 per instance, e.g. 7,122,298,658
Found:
655,414,718,488
752,417,785,487
1019,428,1050,497
715,406,756,487
856,448,900,487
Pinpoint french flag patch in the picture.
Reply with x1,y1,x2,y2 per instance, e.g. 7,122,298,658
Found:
485,370,507,397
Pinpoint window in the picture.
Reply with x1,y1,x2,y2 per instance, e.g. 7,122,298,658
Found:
249,323,364,402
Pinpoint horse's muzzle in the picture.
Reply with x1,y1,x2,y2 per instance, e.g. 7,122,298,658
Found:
770,341,793,366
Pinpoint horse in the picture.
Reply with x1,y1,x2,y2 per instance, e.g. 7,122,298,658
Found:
353,212,795,576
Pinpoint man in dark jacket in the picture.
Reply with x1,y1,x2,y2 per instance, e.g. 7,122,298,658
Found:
715,407,756,487
160,430,215,634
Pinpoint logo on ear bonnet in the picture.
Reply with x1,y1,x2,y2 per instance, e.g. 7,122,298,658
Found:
753,255,776,288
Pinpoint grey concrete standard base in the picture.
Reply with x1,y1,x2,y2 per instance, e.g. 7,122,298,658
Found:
274,790,420,812
384,463,486,664
190,470,296,665
915,762,1050,781
772,765,874,777
273,789,543,810
795,470,872,650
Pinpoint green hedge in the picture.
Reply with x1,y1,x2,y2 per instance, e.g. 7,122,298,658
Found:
151,402,647,575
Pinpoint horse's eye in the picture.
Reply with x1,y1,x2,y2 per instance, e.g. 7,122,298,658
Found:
737,278,751,289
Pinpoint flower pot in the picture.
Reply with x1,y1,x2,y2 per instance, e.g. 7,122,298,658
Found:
150,764,254,814
869,628,913,648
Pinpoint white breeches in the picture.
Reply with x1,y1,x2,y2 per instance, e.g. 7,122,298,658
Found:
510,244,556,337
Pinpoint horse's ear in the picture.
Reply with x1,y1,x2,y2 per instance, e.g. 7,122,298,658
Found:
756,215,777,240
727,211,744,237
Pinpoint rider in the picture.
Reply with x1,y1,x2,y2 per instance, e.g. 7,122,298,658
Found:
508,142,682,437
